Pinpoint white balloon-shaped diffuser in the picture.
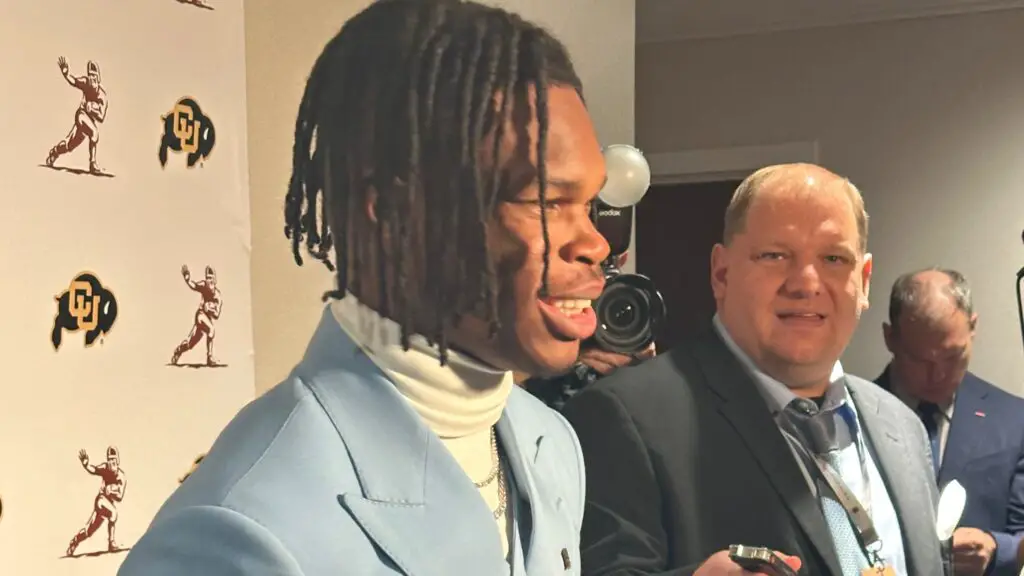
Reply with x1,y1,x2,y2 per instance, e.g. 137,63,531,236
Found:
598,144,652,208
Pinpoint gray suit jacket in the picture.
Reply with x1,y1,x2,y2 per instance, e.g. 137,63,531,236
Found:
562,330,948,575
118,307,586,575
844,374,948,575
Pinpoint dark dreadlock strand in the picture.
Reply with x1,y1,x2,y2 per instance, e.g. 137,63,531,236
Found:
483,22,519,336
284,50,328,269
436,25,468,334
420,31,453,351
396,5,448,348
283,0,582,361
471,17,504,337
456,17,486,311
531,36,552,297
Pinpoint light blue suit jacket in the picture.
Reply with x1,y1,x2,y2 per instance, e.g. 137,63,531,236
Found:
119,308,586,575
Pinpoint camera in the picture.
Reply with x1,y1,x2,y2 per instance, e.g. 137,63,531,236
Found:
588,145,666,356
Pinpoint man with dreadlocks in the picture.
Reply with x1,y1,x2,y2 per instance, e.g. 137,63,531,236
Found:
120,1,610,575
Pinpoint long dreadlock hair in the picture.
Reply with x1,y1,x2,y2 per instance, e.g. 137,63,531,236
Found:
284,0,583,361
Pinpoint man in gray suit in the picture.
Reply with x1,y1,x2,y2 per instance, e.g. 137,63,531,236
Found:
563,164,949,575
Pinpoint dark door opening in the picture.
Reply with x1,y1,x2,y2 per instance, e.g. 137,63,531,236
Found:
635,179,740,351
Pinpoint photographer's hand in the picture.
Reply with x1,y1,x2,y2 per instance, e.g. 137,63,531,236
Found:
578,342,656,375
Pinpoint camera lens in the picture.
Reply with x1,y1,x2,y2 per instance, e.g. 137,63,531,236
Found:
592,273,665,355
605,295,642,331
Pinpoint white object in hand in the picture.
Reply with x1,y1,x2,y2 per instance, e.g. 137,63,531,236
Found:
598,145,651,208
935,479,967,541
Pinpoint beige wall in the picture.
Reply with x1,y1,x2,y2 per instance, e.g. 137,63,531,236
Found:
637,11,1024,393
246,0,636,395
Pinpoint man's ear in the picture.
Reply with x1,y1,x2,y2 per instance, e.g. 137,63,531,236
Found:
882,321,895,353
710,243,729,300
969,312,979,335
859,253,873,310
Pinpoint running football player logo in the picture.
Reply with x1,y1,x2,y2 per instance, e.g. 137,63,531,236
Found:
65,446,128,557
170,264,225,367
43,57,112,177
176,0,214,9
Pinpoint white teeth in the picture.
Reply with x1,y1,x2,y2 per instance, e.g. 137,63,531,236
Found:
553,299,592,316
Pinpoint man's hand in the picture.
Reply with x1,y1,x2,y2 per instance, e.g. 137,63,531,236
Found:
181,264,190,281
578,342,656,375
78,449,89,466
952,527,997,576
694,549,802,575
58,56,69,75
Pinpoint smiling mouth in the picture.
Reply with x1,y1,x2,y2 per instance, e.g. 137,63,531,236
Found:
549,298,592,317
537,297,599,341
778,312,826,321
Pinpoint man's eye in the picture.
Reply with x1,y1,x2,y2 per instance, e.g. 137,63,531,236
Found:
824,255,851,264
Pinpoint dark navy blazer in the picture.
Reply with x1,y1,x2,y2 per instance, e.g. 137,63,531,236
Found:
878,367,1024,576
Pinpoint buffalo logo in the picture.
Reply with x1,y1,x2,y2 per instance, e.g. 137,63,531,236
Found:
159,97,215,168
52,272,118,350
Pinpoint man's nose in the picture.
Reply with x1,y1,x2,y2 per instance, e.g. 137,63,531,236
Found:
783,261,822,297
562,216,611,266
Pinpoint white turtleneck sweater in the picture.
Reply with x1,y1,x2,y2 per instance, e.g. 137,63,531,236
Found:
330,295,514,556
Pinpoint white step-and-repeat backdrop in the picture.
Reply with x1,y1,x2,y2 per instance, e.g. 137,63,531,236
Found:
0,0,254,573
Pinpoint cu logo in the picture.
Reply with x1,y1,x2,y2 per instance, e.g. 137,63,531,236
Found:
172,104,200,154
52,272,118,350
68,280,100,331
159,96,215,168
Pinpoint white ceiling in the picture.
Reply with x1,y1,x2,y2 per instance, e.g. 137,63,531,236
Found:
636,0,1024,43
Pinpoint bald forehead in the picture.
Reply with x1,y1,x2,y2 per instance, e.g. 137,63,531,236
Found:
753,163,851,200
903,271,959,317
722,162,869,251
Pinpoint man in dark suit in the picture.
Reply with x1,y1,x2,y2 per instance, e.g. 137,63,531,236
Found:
562,163,947,575
877,268,1024,576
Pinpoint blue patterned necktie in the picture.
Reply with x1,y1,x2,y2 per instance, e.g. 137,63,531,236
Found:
819,450,871,575
783,400,870,576
917,402,941,476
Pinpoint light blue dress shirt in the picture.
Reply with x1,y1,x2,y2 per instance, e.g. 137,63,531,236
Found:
713,315,909,575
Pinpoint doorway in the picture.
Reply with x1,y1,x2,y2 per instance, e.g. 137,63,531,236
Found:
635,179,741,351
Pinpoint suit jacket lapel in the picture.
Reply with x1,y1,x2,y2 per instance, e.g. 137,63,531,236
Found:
298,308,507,576
939,375,988,485
691,334,843,576
847,381,938,575
497,390,572,575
